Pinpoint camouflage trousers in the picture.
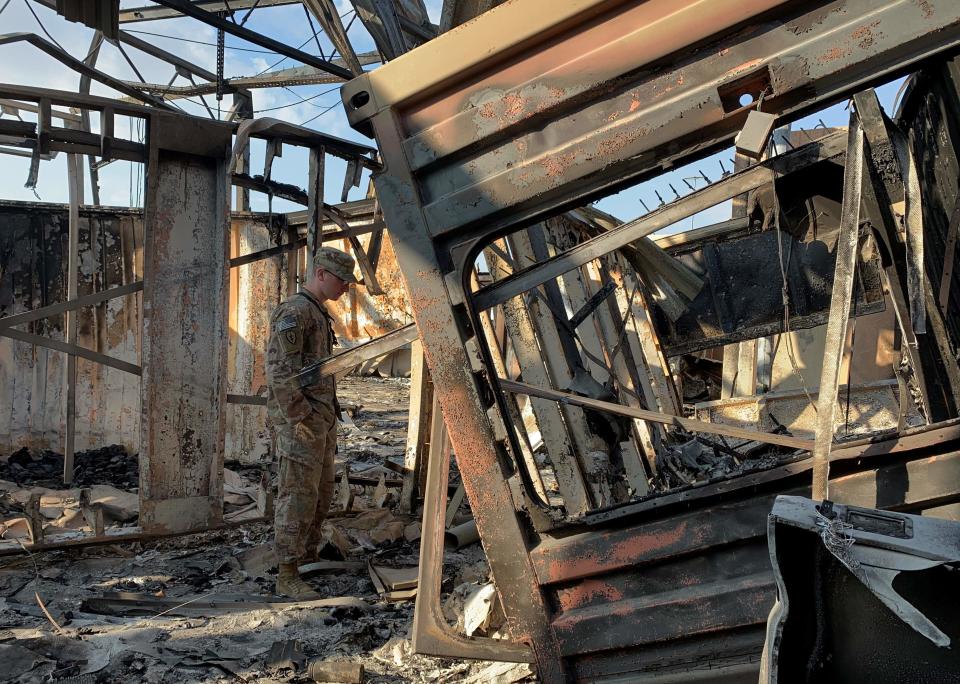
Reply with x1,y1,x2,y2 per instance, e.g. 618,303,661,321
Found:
273,402,337,565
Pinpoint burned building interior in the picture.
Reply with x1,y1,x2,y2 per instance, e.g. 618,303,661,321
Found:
1,0,960,682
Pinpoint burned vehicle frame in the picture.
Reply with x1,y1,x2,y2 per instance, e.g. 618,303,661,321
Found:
342,0,960,681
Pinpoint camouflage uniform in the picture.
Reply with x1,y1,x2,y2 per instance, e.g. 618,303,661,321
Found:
267,289,340,565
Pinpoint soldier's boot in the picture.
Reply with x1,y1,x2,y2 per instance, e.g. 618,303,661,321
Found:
276,562,321,599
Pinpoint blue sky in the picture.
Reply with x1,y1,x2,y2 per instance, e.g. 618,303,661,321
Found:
0,0,400,207
0,1,906,236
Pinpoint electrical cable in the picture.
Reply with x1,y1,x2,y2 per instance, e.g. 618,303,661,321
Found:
298,98,341,126
277,83,341,110
250,8,356,78
250,35,315,77
302,4,325,59
773,169,818,411
251,87,337,114
23,0,65,51
124,28,279,54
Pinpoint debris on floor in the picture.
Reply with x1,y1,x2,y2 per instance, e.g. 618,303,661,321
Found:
0,377,535,683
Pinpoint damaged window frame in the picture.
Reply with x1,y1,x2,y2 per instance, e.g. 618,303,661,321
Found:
343,0,960,679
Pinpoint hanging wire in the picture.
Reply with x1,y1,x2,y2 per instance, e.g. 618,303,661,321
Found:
277,83,342,111
251,35,315,77
252,86,340,115
772,166,818,410
124,29,279,54
23,0,65,50
302,4,325,60
298,100,341,126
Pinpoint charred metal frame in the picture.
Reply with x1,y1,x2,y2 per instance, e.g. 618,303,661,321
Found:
344,0,960,679
0,82,379,537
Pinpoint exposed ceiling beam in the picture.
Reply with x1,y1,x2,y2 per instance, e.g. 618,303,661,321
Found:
119,0,300,23
0,33,175,110
0,98,82,123
114,29,221,83
302,0,363,76
146,0,354,80
125,52,381,98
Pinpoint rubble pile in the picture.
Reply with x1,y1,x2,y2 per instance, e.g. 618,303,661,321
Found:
0,377,534,684
0,444,138,490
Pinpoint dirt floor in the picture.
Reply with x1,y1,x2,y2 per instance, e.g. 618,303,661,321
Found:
0,376,535,683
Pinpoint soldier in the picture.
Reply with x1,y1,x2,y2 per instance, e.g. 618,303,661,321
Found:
266,246,356,598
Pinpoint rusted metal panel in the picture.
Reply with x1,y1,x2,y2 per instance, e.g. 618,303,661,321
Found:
139,115,233,534
532,444,960,678
225,213,292,462
897,54,960,415
345,1,960,680
0,201,143,455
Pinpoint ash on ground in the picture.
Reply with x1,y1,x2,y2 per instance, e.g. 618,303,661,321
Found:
0,376,534,684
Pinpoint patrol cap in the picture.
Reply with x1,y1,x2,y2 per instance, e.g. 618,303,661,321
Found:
313,246,358,284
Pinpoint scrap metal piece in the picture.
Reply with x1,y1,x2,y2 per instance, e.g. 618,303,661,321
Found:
444,518,480,549
761,496,960,683
568,280,617,331
891,126,927,334
295,323,418,386
736,110,777,159
266,639,307,672
80,592,370,618
25,492,44,545
307,659,364,683
811,111,865,501
79,489,105,537
499,377,813,450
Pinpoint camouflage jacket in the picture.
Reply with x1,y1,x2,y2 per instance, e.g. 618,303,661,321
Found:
266,290,338,427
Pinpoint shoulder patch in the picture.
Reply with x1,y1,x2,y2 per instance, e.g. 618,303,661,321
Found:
276,315,298,332
275,315,302,355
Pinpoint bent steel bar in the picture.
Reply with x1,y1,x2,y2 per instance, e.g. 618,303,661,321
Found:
0,281,144,330
412,391,536,663
499,378,813,451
